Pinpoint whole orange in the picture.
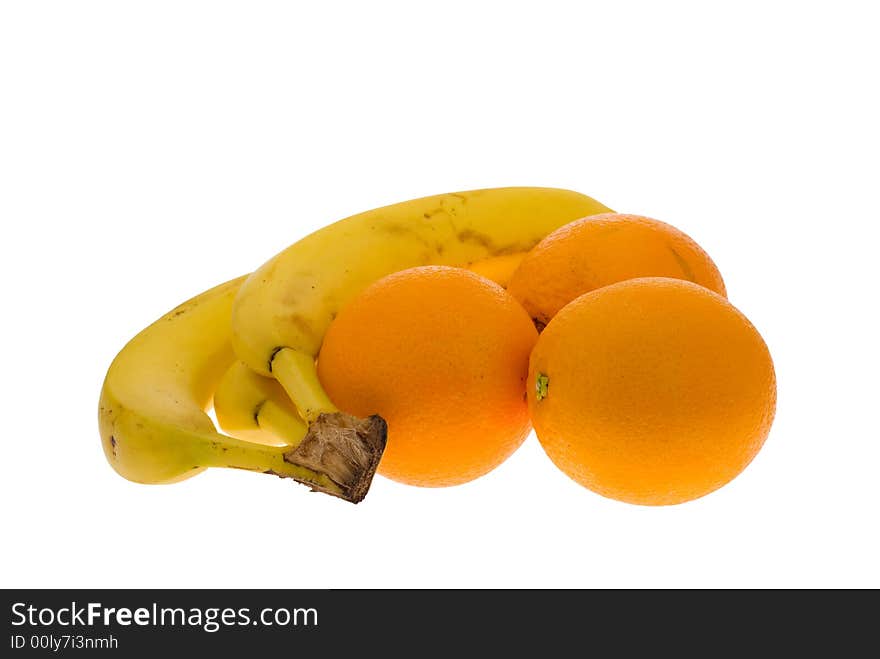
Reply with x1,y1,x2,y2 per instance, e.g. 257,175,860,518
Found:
508,213,726,329
529,277,775,505
318,266,538,487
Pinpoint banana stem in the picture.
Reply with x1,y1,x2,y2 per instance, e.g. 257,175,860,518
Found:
270,348,337,423
203,411,387,503
199,434,342,495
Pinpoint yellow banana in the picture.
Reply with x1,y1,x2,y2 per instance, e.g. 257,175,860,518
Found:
214,360,306,447
98,277,386,502
215,253,527,449
231,187,612,424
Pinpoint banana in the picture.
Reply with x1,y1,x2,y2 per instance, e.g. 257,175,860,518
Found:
214,360,306,447
213,252,535,448
231,187,612,425
98,277,386,503
466,252,531,288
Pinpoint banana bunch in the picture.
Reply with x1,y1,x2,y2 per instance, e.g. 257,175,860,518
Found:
98,187,612,502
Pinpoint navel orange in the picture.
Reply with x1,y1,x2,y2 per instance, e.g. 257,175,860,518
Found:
318,266,538,487
528,277,775,505
508,213,726,329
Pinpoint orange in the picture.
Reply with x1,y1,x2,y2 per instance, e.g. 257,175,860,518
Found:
528,277,775,505
508,213,726,329
318,266,538,487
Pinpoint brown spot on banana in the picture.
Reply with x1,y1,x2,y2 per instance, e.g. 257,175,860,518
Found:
382,223,435,251
442,194,468,216
422,194,467,222
457,230,539,258
493,240,540,256
456,229,496,250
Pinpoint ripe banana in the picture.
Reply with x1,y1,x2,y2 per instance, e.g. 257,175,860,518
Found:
231,187,612,426
214,360,306,447
98,277,386,502
214,255,528,449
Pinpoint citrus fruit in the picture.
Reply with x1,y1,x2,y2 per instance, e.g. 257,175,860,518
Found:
318,265,538,487
508,213,726,329
528,277,775,505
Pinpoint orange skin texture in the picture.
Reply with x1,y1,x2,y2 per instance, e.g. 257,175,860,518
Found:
318,266,538,487
508,213,726,328
528,277,776,506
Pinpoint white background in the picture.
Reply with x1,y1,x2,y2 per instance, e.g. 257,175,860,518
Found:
2,1,878,588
